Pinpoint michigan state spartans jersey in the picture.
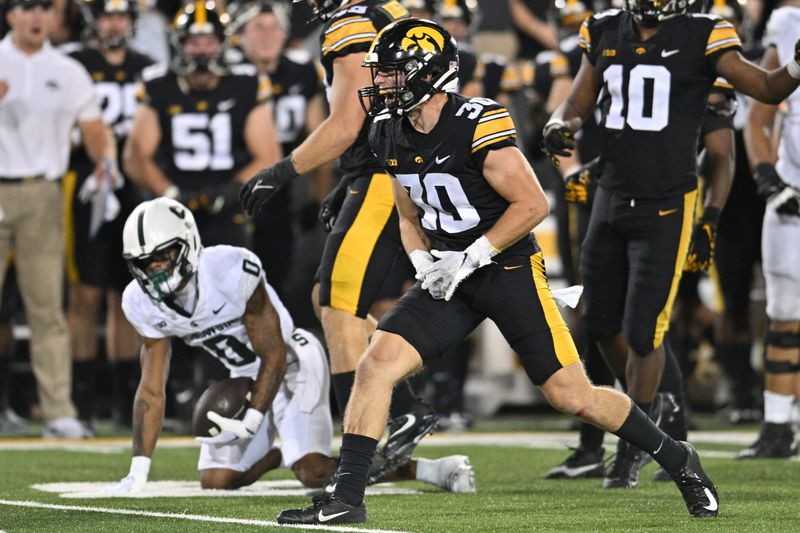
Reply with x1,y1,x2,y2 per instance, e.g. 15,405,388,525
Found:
579,10,742,198
319,0,410,178
136,64,271,190
270,49,324,155
121,246,295,380
369,93,536,255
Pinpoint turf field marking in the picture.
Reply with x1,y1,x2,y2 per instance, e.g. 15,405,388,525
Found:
31,480,420,499
0,499,412,533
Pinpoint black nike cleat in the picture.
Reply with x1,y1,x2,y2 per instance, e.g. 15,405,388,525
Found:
670,442,719,518
737,422,797,459
545,446,605,479
277,494,367,525
379,402,438,472
602,439,642,489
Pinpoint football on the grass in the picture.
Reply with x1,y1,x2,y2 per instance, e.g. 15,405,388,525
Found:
192,377,254,437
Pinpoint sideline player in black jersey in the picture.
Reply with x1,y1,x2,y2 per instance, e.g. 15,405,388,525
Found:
229,1,330,293
542,0,800,490
278,18,720,525
63,0,154,429
240,0,437,474
124,0,281,249
436,0,482,96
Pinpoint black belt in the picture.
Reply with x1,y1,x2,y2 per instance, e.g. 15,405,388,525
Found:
0,174,46,184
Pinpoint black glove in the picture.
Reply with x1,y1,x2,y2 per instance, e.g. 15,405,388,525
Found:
239,156,299,216
542,120,576,166
754,163,800,216
319,178,351,232
684,207,720,273
564,157,599,205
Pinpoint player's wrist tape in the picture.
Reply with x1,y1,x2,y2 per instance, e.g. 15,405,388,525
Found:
700,206,721,227
788,60,800,80
130,456,151,477
243,408,264,433
163,185,180,200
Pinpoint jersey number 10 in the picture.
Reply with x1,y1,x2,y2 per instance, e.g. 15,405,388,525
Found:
603,64,671,132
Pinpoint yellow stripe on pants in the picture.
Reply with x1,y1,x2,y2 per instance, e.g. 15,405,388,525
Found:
329,173,395,315
63,170,80,285
530,252,580,367
653,189,698,349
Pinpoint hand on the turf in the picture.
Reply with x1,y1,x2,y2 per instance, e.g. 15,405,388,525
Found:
195,408,263,446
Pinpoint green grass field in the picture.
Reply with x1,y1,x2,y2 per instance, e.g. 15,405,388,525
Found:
1,427,799,532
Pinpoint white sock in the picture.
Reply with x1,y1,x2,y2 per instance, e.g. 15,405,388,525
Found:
763,390,794,424
415,457,437,484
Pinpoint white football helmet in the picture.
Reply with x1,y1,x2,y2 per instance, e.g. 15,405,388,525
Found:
122,198,202,301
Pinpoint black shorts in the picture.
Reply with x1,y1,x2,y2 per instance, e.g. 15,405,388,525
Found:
316,173,410,318
64,170,142,291
580,186,697,356
378,247,580,385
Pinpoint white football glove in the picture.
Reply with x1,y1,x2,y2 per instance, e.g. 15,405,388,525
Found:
104,456,150,495
195,407,264,447
410,249,435,281
420,236,498,301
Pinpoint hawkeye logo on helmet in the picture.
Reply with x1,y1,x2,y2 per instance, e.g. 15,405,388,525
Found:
401,27,445,53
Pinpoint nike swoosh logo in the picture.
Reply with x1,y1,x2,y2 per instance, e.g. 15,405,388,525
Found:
347,188,360,195
703,488,718,512
503,265,524,270
389,414,416,439
218,99,236,112
661,49,679,58
212,303,226,315
560,462,603,476
658,208,678,216
252,179,274,192
435,155,451,164
318,510,349,522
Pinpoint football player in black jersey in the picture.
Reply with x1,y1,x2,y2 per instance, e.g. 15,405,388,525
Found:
240,0,438,476
63,0,154,429
124,0,281,249
542,0,800,492
230,1,330,293
278,19,720,525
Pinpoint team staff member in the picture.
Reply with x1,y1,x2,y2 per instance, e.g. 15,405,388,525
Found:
0,0,113,438
63,0,154,430
278,19,719,525
239,0,436,474
124,0,281,249
543,0,800,477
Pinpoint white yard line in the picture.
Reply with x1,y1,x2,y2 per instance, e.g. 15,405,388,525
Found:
0,499,412,533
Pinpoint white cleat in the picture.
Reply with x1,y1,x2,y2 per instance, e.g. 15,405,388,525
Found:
435,455,476,493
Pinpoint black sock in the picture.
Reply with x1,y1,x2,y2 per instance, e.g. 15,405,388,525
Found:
659,341,688,441
72,359,97,422
112,359,140,427
388,380,418,419
614,401,688,473
334,433,378,506
332,371,355,416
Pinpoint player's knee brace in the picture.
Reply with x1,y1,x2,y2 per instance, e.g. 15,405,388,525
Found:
764,330,800,373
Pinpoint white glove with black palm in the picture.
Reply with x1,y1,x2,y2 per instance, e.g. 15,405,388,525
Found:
419,236,498,301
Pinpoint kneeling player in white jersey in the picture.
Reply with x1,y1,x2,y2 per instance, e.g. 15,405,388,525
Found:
107,197,475,493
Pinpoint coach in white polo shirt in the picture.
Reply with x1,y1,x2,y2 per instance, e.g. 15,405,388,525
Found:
0,0,114,438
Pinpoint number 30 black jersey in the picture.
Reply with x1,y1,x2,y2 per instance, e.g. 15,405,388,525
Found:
580,10,742,199
369,93,537,255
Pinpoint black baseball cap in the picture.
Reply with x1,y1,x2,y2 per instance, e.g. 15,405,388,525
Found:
8,0,54,9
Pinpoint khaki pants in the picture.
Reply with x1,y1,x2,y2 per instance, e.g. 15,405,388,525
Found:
0,179,76,420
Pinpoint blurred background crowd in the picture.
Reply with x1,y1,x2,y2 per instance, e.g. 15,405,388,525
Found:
0,0,785,438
